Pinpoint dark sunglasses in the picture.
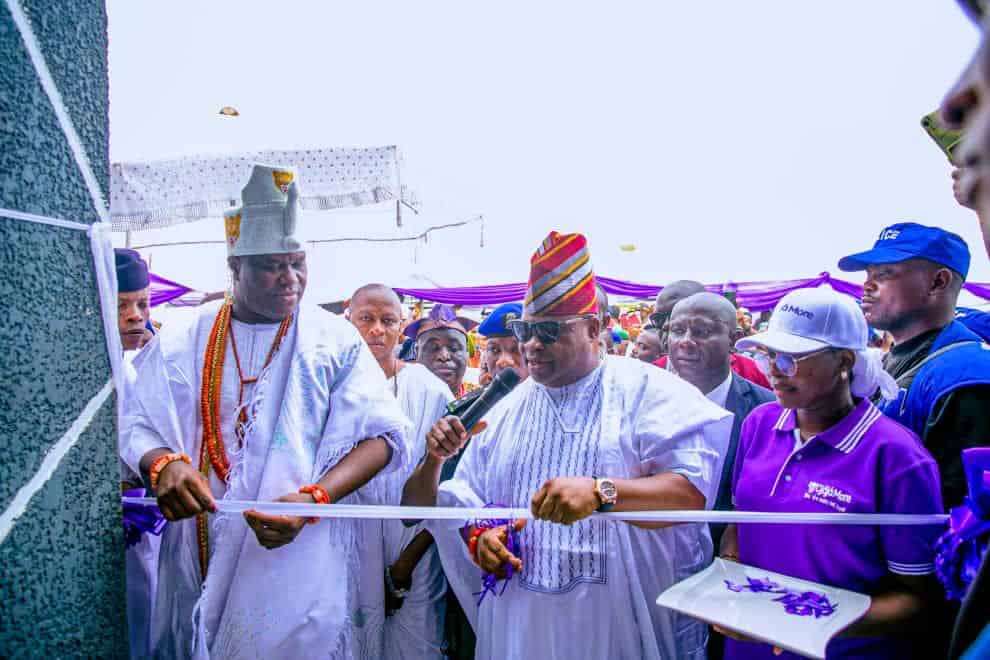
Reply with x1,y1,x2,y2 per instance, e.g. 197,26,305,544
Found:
649,312,670,329
507,315,597,345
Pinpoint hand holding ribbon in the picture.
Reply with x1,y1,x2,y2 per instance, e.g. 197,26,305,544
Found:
936,447,990,600
121,488,167,549
463,504,526,605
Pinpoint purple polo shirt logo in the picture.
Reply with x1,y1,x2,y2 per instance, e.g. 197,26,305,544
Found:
779,304,814,320
878,228,901,241
804,480,852,512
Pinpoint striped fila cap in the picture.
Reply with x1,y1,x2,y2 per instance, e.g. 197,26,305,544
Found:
524,231,598,317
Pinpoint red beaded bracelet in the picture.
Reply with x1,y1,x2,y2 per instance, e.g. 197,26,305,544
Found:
299,484,332,505
299,485,331,525
149,452,192,490
465,526,488,566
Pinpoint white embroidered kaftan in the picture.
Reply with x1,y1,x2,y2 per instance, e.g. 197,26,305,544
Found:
354,363,453,659
432,356,733,660
120,351,161,660
119,302,410,659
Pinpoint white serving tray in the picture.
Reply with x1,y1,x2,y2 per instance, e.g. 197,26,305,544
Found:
657,558,871,659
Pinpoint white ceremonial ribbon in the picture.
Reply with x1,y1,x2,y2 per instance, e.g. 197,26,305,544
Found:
0,207,124,389
121,497,949,527
0,207,122,538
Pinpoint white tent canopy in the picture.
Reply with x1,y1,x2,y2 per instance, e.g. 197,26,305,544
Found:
109,146,492,308
110,146,416,231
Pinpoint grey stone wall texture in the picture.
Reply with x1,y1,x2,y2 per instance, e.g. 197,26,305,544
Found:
1,0,127,657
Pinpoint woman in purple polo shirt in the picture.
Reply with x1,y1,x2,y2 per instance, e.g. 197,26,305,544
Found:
721,288,944,660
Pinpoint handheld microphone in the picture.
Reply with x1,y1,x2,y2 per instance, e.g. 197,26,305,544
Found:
457,368,522,431
446,387,484,418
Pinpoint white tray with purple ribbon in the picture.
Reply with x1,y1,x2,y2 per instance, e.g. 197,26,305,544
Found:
656,558,871,660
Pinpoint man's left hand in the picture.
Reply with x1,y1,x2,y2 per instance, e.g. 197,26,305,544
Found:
531,477,600,525
243,492,313,550
385,561,413,616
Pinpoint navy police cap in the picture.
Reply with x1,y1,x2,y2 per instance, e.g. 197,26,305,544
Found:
478,303,523,338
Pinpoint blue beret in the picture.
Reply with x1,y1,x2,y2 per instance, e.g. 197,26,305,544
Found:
478,303,522,338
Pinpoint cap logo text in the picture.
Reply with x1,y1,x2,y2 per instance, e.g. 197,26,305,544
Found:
780,304,814,320
878,229,901,241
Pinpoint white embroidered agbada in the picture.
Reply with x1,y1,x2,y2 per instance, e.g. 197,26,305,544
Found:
354,363,453,659
119,350,162,660
120,301,410,659
430,356,732,660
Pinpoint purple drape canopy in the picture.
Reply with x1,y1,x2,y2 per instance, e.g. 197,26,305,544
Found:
150,271,990,312
390,282,527,306
392,272,875,312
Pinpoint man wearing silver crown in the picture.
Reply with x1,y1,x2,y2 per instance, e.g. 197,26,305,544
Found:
120,164,410,659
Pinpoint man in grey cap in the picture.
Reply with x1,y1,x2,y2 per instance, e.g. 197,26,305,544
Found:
120,164,410,658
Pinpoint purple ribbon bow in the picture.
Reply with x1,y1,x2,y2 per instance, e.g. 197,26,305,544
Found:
936,448,990,600
725,575,837,618
122,488,167,549
773,591,838,618
465,504,521,606
725,576,782,593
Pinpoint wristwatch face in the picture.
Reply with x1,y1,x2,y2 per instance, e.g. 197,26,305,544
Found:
598,479,617,503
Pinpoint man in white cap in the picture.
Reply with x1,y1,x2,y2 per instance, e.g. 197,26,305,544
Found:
120,164,409,659
403,231,732,660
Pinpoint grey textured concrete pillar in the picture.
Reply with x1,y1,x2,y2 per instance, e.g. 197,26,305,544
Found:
1,0,127,657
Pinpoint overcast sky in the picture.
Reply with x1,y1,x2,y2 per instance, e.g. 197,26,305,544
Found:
107,2,988,303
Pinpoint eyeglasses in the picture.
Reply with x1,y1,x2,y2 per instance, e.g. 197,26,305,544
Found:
507,315,596,345
752,347,833,377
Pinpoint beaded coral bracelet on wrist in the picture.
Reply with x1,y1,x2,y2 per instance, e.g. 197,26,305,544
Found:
465,525,489,565
299,484,332,504
299,485,332,524
149,452,192,490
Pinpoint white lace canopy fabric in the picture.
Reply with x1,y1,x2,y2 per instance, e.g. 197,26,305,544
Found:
110,146,414,231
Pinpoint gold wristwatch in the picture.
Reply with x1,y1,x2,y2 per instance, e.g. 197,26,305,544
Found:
593,477,617,512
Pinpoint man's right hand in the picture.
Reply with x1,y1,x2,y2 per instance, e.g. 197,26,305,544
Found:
155,461,216,521
475,518,526,577
426,416,485,460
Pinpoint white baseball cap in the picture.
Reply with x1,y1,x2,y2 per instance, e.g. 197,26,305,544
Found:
735,287,868,355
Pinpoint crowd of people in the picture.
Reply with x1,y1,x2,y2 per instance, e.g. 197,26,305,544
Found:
108,5,990,658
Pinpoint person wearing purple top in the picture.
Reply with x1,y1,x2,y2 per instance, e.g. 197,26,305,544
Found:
720,288,944,660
